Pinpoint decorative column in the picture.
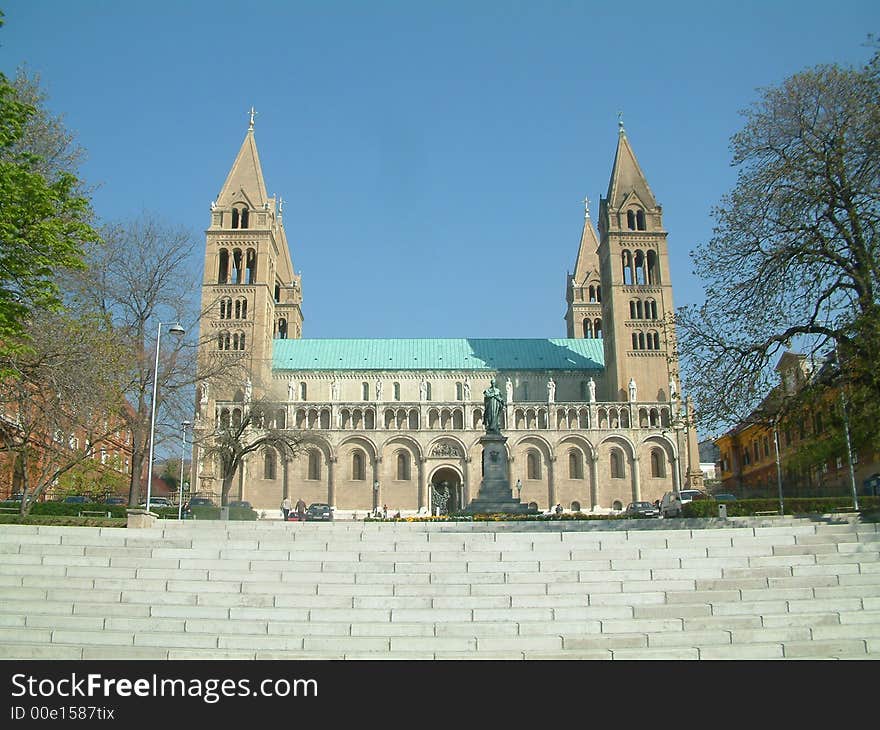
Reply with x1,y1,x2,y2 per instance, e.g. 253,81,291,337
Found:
590,452,600,511
507,456,516,499
282,458,289,499
631,454,642,502
418,457,427,512
547,455,557,507
372,456,382,511
327,456,336,509
462,456,471,505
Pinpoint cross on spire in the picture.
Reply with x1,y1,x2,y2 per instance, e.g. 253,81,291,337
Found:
248,106,258,130
582,195,591,218
617,111,625,134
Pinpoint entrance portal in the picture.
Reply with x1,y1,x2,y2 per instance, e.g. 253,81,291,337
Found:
430,467,463,515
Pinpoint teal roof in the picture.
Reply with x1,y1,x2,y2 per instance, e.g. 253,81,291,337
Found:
272,338,604,372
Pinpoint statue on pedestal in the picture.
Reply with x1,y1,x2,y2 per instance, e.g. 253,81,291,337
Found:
483,377,506,434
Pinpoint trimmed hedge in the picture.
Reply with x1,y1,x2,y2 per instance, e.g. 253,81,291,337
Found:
3,501,258,521
683,496,880,518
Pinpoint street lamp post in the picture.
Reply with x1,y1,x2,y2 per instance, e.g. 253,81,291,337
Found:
772,419,785,516
177,420,192,521
145,321,185,512
373,480,379,515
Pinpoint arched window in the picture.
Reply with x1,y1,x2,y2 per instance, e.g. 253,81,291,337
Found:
276,409,286,429
646,299,657,320
245,248,256,283
352,450,366,481
594,318,602,338
307,451,320,480
231,208,239,229
651,331,660,350
362,382,370,401
583,318,592,338
456,382,463,401
632,332,639,350
240,208,249,229
651,449,665,478
646,250,660,284
634,250,646,285
219,409,230,429
626,210,636,230
527,451,541,480
638,332,645,350
622,251,633,285
264,448,277,480
589,285,597,303
612,500,623,511
218,249,229,283
571,501,581,512
636,209,646,230
610,449,625,479
425,382,432,401
277,318,287,339
300,382,307,401
568,450,583,479
274,282,280,303
396,452,410,481
630,300,637,319
393,382,400,401
231,249,243,284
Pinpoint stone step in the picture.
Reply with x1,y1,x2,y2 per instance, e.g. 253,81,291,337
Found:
0,518,876,659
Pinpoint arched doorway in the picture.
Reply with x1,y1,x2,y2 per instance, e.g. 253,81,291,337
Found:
430,466,463,515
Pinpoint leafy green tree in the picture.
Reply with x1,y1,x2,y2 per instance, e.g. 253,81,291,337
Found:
678,46,880,451
0,66,98,361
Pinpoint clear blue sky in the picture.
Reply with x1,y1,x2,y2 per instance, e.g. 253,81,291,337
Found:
2,1,877,340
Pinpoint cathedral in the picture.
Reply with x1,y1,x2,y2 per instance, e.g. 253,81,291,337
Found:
192,115,704,516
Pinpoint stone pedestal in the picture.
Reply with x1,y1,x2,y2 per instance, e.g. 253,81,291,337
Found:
126,509,158,529
465,434,531,514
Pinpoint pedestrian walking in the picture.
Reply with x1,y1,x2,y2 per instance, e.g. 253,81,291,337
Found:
281,496,292,521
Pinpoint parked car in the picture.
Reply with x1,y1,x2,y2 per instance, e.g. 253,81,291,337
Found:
660,489,708,518
228,500,252,509
138,497,171,508
624,501,660,518
63,495,88,504
713,493,737,502
104,496,127,505
305,503,333,521
188,497,214,507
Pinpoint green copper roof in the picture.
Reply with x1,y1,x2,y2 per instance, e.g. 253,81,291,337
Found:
272,338,604,371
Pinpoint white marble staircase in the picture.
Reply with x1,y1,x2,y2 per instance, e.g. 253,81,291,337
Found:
0,517,877,659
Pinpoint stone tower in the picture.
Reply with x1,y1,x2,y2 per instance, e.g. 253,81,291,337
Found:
564,198,603,341
193,114,302,493
597,122,679,405
198,114,302,377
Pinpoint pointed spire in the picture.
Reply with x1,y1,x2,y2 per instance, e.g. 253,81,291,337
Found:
216,115,269,210
605,122,658,211
572,201,601,284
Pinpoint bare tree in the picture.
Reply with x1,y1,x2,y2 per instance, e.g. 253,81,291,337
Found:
65,214,199,505
198,398,305,508
0,311,130,515
678,49,880,444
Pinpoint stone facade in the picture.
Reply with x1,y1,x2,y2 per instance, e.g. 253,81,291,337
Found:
193,118,703,515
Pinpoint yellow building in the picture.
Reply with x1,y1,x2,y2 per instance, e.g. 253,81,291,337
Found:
715,352,880,498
